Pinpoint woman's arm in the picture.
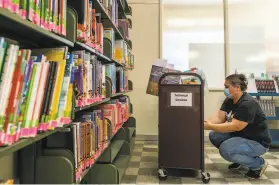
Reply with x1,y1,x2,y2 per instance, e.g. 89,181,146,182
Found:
205,118,248,133
207,110,226,124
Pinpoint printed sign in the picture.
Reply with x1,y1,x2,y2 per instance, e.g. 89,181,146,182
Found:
170,92,192,107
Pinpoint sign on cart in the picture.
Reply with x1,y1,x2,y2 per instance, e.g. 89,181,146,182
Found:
170,92,192,107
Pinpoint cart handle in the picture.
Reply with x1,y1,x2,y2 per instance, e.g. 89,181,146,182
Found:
158,72,204,86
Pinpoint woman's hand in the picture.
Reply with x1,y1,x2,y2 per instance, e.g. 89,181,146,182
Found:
204,120,212,130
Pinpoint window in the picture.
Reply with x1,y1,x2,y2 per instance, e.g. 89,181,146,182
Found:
161,0,225,88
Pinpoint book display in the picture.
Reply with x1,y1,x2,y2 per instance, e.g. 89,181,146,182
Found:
0,0,135,184
247,73,279,146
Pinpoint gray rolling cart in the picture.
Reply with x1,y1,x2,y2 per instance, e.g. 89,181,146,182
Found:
157,72,210,184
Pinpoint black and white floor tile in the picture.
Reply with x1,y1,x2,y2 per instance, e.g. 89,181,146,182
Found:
122,140,279,184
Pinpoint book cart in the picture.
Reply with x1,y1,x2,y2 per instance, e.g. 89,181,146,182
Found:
0,0,135,184
157,72,210,184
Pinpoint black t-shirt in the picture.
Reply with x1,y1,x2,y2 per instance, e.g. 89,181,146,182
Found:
220,92,272,148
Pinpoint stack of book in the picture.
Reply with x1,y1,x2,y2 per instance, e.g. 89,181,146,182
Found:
0,0,67,36
0,38,73,146
68,0,104,53
118,19,130,40
105,63,117,94
73,50,106,107
255,99,277,117
72,95,130,182
73,109,109,182
100,0,119,26
116,66,128,92
99,96,130,136
114,39,128,65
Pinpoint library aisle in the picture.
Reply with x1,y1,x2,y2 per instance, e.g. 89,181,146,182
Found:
122,140,279,184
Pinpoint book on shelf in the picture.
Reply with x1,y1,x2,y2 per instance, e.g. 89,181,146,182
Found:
68,0,104,52
0,0,67,36
72,49,130,108
73,109,109,182
112,39,133,68
104,28,115,58
0,38,73,146
254,99,277,117
73,50,105,107
118,19,130,40
72,95,130,181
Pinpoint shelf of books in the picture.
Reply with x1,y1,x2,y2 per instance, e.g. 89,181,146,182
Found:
248,75,279,147
0,0,135,184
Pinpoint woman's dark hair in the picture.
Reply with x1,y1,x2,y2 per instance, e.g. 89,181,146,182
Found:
225,73,248,91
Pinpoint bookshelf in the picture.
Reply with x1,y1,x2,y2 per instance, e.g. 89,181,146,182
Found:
0,0,135,184
248,92,279,147
0,8,74,47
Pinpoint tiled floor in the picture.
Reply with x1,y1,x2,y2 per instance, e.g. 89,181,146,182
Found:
122,140,279,184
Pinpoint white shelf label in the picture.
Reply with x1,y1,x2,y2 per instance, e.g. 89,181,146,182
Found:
170,92,192,107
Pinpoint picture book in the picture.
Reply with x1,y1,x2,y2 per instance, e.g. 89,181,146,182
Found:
146,60,181,96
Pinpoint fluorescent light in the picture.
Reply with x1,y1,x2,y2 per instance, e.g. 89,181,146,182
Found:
167,18,223,27
245,51,279,63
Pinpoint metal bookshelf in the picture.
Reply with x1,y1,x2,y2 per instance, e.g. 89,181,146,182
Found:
0,0,135,184
248,92,279,147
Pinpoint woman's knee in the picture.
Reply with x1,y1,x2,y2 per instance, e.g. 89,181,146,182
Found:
219,141,234,161
219,137,245,162
209,131,224,148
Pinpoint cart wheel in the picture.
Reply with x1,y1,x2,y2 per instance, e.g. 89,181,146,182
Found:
158,168,168,181
201,172,210,184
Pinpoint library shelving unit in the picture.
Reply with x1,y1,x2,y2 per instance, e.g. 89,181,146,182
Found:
248,92,279,147
0,0,135,184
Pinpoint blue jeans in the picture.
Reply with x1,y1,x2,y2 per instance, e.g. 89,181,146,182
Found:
209,131,268,170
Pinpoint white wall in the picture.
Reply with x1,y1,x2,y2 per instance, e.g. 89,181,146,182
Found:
127,0,160,136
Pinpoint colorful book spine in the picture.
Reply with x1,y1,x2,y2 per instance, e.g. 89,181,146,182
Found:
57,53,73,126
0,44,19,145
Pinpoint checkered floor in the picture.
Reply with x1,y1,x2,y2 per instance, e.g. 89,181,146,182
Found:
121,140,279,184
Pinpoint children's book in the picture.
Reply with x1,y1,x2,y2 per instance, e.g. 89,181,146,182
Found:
31,47,68,129
57,53,73,126
0,44,19,145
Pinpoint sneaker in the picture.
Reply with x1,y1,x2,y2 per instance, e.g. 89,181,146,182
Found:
245,160,268,179
228,163,242,170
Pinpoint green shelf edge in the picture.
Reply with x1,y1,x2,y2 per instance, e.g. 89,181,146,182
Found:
0,126,69,158
117,0,127,19
76,142,110,184
0,8,74,47
128,127,135,140
113,154,131,183
111,140,125,163
75,98,111,112
75,91,132,112
123,0,131,15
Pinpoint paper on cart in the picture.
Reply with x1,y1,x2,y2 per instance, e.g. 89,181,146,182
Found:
182,68,209,92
